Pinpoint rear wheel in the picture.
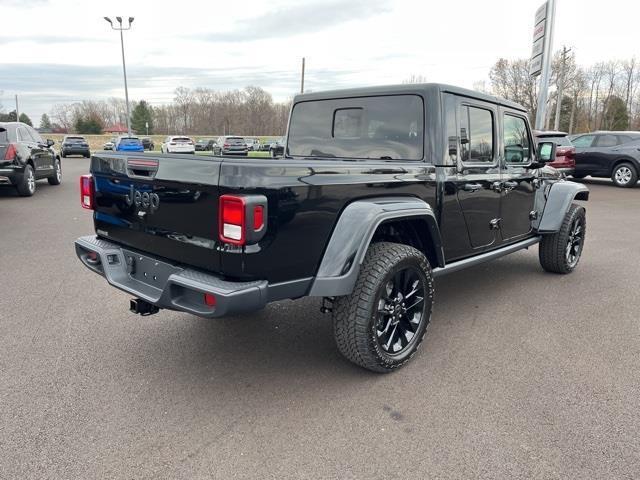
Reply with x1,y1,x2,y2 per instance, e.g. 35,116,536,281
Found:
16,164,36,196
47,159,62,185
332,242,434,373
539,203,586,274
611,162,638,188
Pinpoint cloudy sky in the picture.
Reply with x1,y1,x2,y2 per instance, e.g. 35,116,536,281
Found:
0,0,638,122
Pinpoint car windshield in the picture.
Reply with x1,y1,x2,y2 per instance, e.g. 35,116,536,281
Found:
226,137,245,144
66,137,85,143
172,137,191,142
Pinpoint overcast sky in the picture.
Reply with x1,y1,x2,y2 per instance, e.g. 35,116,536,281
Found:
0,0,638,122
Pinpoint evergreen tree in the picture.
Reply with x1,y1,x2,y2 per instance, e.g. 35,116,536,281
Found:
18,113,33,126
40,113,52,130
131,100,153,135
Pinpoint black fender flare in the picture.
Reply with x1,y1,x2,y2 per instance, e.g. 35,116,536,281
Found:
535,181,589,233
308,196,443,297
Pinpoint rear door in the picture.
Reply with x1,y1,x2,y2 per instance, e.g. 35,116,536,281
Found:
17,127,46,175
453,98,502,250
499,110,537,241
591,134,621,175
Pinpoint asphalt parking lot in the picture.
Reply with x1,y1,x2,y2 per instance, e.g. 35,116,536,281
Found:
1,158,639,479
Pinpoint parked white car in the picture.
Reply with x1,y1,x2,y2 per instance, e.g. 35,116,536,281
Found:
161,136,195,154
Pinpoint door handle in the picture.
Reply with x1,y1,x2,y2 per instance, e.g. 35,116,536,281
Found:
491,181,503,192
503,181,518,191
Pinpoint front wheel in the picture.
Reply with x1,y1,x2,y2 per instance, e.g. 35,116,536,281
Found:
48,159,62,185
611,162,638,188
539,203,586,274
332,242,434,373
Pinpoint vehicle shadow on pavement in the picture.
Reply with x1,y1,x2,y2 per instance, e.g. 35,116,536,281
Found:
116,250,548,393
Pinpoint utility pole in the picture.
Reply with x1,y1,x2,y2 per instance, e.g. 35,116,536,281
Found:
301,57,306,94
15,94,19,121
104,16,134,137
534,0,556,130
553,46,571,131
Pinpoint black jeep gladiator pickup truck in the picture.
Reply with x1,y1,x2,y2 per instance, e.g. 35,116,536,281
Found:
75,83,589,372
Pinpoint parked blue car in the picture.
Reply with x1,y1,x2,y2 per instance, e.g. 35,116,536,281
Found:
115,136,144,152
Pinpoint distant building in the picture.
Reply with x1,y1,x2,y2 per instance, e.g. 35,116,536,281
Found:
105,123,133,135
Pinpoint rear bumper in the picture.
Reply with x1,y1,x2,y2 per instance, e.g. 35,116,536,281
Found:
0,166,24,185
75,235,270,318
63,148,90,155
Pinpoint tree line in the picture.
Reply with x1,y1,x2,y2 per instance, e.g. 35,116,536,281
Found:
46,86,290,136
487,53,640,133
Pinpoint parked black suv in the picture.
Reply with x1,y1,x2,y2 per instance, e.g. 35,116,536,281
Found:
75,84,588,372
141,138,155,151
61,135,90,158
0,122,61,196
571,131,640,187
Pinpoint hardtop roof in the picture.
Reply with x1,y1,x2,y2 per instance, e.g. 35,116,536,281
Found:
293,83,527,112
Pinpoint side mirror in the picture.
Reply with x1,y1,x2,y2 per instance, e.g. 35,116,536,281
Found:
46,139,55,147
537,141,556,163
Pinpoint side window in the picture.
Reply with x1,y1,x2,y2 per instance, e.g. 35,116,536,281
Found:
29,127,43,144
17,127,34,142
460,105,494,163
572,135,595,148
503,114,532,164
595,134,618,147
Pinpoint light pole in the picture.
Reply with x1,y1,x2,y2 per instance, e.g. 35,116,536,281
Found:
104,16,134,137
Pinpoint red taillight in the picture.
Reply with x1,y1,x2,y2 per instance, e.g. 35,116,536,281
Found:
204,293,216,307
4,143,17,160
219,195,246,245
80,174,94,210
223,143,230,148
253,206,264,231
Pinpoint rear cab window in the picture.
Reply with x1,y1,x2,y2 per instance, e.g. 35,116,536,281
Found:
288,95,424,160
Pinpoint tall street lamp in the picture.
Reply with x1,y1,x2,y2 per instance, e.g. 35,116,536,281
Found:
104,16,134,137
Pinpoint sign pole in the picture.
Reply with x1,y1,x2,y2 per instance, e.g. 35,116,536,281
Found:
535,0,556,130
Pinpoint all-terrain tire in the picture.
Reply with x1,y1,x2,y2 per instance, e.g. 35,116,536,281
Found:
539,203,586,274
332,242,434,373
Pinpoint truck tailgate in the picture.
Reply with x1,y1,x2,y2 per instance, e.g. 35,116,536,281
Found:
91,153,222,273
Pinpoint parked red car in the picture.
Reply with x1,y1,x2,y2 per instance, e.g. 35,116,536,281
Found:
534,130,576,175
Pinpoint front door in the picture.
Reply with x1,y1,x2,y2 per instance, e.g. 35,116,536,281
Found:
499,111,537,241
454,100,502,250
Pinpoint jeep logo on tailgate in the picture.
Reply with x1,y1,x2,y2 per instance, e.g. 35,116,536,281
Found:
125,185,160,213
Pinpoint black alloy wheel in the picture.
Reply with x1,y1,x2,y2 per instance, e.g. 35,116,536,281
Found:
375,267,427,355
